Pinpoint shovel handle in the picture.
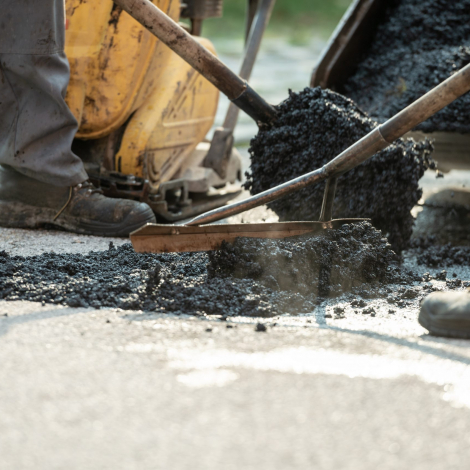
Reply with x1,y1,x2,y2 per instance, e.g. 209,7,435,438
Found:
112,0,277,124
187,62,470,225
380,65,470,142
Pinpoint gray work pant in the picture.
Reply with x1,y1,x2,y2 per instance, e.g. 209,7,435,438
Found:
0,0,87,186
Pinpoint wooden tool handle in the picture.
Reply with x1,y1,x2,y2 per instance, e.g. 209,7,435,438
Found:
112,0,277,124
380,63,470,142
328,62,470,176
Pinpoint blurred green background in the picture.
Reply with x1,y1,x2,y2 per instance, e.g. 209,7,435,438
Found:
204,0,351,43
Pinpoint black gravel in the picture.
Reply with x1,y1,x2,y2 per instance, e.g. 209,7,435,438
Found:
339,0,470,133
245,87,435,252
410,237,470,267
0,223,412,316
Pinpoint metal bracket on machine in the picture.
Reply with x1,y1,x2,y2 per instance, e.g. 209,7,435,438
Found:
180,0,223,36
88,171,241,222
202,127,234,179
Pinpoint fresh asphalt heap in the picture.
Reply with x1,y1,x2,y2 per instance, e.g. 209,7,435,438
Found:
340,0,470,133
245,0,470,253
245,87,435,252
208,222,402,297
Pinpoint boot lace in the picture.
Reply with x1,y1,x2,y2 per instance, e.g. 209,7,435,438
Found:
53,180,103,221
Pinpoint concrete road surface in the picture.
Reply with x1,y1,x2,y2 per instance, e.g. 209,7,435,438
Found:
2,294,470,470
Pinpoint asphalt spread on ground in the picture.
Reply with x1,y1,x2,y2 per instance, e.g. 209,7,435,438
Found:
0,222,442,317
411,236,470,267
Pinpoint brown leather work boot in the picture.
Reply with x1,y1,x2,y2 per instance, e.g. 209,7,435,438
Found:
0,165,156,236
419,289,470,339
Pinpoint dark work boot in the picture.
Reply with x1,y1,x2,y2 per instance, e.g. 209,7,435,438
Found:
419,289,470,339
0,165,156,236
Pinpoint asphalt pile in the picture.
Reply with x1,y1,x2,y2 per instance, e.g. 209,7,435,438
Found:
245,87,435,252
0,223,411,316
209,222,405,297
339,0,470,133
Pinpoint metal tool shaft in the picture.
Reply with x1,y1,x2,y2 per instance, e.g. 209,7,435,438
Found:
186,127,388,225
187,63,470,226
113,0,277,125
203,0,275,179
223,0,276,131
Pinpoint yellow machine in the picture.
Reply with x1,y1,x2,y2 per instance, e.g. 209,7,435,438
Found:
64,0,242,221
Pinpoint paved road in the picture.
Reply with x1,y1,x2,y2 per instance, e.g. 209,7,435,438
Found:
2,294,470,469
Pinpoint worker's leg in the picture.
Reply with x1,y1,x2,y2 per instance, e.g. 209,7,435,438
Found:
0,0,156,235
0,0,87,186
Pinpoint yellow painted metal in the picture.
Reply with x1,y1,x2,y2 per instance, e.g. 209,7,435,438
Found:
64,0,219,189
64,0,114,126
117,37,219,189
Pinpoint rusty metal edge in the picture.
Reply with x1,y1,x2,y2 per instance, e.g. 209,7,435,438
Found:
310,0,382,89
131,218,368,236
130,219,369,253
